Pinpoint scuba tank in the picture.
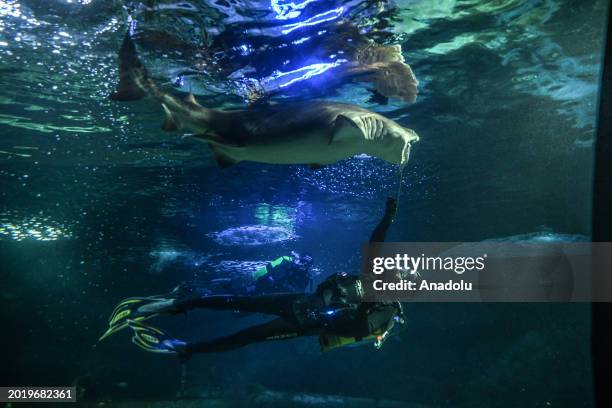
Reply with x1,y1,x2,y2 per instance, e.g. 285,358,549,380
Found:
319,301,404,352
319,332,384,352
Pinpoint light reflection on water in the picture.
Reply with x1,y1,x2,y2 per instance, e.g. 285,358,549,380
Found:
208,225,297,246
485,231,590,244
271,0,322,20
253,203,296,228
0,211,72,241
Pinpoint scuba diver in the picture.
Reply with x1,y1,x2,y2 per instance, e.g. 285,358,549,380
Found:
100,198,405,358
197,252,315,296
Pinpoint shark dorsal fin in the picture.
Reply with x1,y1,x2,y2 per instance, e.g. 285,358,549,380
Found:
330,114,363,144
161,103,178,132
185,93,199,105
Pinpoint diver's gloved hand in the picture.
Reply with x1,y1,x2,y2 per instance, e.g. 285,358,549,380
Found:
128,320,191,360
99,284,195,341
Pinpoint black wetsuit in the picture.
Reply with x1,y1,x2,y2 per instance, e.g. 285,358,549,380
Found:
177,273,400,354
176,197,400,355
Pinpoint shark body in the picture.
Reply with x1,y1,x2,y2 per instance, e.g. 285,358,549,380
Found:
111,33,419,168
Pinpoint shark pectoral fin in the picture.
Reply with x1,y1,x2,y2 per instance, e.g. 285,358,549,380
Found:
208,144,238,170
161,104,179,132
330,115,363,144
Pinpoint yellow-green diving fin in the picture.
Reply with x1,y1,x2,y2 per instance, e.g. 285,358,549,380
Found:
128,319,187,355
98,297,159,341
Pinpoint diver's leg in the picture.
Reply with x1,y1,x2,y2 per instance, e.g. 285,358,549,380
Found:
187,317,313,354
368,197,398,243
101,289,301,341
175,293,303,320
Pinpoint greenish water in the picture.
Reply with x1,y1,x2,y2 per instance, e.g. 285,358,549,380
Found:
0,0,607,406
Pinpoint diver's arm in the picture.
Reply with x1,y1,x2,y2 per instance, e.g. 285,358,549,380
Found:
369,197,398,243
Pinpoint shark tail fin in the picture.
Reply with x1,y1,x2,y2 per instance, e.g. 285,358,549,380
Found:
110,32,149,102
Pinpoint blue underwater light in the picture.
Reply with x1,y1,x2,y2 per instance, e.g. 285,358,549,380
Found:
269,59,347,88
281,7,344,34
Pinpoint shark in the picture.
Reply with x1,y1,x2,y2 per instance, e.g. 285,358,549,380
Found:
111,32,420,169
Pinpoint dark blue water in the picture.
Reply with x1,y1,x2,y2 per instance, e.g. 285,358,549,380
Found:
0,0,607,406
